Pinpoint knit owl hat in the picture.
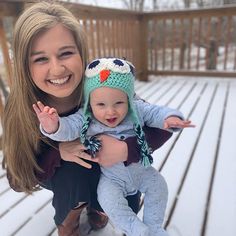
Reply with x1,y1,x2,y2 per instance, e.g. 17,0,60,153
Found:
80,57,153,167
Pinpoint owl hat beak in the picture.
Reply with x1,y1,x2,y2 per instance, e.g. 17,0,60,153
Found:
100,69,110,83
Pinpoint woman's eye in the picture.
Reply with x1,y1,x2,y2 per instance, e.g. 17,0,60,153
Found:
60,51,73,57
33,57,48,63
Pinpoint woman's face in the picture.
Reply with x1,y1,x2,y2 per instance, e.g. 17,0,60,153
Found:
29,24,83,98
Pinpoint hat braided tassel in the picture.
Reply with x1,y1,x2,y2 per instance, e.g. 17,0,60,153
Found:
80,116,102,158
83,136,102,158
134,124,153,167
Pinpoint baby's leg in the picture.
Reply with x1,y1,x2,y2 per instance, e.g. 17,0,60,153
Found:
129,165,169,236
97,175,150,236
143,168,169,236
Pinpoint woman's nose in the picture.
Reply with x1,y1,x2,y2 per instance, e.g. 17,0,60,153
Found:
49,58,65,76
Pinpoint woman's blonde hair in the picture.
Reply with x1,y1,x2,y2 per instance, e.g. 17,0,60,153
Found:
2,1,88,193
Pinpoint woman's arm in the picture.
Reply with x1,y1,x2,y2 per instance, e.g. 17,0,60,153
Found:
36,139,99,181
58,139,98,169
4,142,60,192
124,126,172,166
97,126,172,167
96,135,128,167
36,142,61,182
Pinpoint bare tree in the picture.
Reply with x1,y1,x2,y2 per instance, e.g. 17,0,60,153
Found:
223,0,236,4
122,0,145,11
152,0,158,9
184,0,191,7
196,0,206,7
194,0,236,7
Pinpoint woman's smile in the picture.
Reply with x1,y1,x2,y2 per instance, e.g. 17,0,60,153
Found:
48,75,71,85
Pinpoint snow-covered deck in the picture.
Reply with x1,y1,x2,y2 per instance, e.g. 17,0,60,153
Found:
0,76,236,236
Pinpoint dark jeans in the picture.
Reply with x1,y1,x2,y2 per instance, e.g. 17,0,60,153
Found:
42,160,141,225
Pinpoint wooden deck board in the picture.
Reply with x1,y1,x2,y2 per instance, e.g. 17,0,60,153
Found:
205,80,236,236
0,190,53,235
15,201,55,236
0,177,10,194
0,76,236,236
167,82,227,236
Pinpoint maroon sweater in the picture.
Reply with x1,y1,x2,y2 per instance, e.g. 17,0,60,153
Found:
35,125,172,182
7,107,172,190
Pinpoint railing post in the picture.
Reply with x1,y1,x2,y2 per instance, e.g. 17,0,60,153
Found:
207,38,217,70
0,75,6,120
0,18,13,88
179,41,186,69
137,14,148,81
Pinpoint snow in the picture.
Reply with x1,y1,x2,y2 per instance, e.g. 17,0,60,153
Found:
0,53,236,236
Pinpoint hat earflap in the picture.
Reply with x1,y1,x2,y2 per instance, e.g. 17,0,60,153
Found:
131,108,153,167
80,113,102,158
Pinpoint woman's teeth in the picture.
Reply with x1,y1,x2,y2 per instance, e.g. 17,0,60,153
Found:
50,76,70,84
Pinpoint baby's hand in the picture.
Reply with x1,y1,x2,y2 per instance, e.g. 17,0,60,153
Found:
33,101,59,134
163,116,195,130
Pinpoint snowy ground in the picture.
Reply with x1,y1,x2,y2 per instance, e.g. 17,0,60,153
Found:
0,76,236,236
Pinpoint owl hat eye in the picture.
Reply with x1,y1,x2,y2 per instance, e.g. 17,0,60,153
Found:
81,57,153,167
85,58,133,78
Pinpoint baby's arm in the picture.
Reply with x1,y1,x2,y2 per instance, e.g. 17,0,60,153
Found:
33,101,59,134
135,99,195,131
164,116,195,130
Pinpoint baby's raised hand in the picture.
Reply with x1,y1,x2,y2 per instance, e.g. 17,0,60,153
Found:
164,116,195,130
33,101,59,134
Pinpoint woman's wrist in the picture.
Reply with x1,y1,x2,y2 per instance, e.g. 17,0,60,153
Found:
123,137,140,166
97,135,128,166
120,139,128,162
124,126,173,166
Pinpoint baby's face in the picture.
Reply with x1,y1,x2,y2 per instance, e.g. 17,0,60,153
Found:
90,87,128,128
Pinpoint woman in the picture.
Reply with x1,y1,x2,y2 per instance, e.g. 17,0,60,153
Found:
2,2,171,236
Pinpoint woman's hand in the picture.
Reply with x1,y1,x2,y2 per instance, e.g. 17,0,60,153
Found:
59,139,98,169
96,135,128,167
